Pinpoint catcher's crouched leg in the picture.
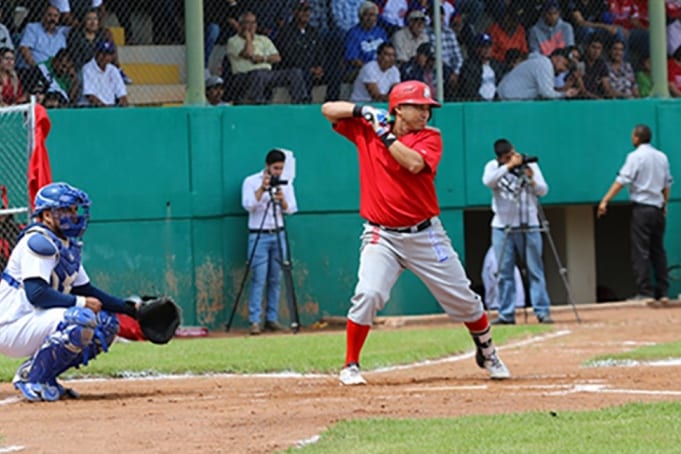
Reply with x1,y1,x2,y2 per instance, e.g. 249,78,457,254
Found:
14,307,98,402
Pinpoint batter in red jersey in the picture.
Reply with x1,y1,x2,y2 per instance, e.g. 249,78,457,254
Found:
321,80,510,385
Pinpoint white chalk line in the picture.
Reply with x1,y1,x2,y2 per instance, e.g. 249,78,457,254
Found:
370,329,572,375
0,446,25,453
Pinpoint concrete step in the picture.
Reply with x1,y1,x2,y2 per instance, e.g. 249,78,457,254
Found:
120,63,180,85
126,84,185,106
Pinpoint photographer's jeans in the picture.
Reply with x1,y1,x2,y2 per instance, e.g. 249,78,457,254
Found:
247,232,287,324
492,227,551,322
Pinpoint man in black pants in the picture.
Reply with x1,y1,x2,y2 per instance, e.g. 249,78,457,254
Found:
598,124,674,304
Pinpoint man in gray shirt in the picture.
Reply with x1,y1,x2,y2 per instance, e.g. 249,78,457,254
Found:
497,48,578,100
598,124,674,304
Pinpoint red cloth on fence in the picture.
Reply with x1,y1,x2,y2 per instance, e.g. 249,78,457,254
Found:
28,104,53,208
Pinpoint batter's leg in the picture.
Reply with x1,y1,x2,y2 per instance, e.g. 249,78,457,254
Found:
341,226,403,385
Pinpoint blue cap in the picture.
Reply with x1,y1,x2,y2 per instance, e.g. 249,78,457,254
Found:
95,40,116,54
543,0,560,12
475,33,493,47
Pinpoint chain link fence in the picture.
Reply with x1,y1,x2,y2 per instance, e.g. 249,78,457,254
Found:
0,1,678,107
0,103,32,269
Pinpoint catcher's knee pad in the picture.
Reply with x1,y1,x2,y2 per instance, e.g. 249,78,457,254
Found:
83,311,119,364
26,307,97,385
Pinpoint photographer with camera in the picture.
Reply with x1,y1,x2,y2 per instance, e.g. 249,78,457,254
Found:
482,139,553,325
241,149,298,335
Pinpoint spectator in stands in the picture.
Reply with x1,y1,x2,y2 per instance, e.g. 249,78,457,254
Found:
486,3,528,65
581,34,611,98
503,48,528,77
635,53,652,97
374,0,409,36
204,0,243,74
344,2,388,81
607,0,649,62
606,38,639,98
427,4,463,83
497,48,579,100
81,39,127,106
668,45,681,97
400,42,455,100
528,0,574,56
0,47,25,105
38,48,80,106
332,0,365,32
275,1,327,103
67,8,112,70
392,8,429,67
349,41,400,102
668,16,681,58
50,0,103,26
456,33,503,101
205,75,229,105
69,8,130,83
0,4,13,51
226,11,309,104
555,44,586,96
566,0,622,46
17,5,68,76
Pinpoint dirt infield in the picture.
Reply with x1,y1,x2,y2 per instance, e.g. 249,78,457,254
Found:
1,303,681,454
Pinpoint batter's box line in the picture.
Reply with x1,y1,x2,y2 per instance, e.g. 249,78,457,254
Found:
370,329,571,376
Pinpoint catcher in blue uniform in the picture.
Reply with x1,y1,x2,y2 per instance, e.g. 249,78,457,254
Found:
0,182,180,402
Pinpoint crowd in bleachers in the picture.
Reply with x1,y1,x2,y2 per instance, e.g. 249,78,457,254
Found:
208,0,681,105
1,0,681,107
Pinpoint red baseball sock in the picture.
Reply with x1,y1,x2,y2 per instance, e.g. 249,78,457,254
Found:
465,312,489,334
345,319,370,367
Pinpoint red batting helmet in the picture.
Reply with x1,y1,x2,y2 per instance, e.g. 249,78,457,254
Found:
388,80,441,114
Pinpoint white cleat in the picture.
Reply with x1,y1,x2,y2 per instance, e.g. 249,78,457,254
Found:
482,352,511,380
339,364,367,385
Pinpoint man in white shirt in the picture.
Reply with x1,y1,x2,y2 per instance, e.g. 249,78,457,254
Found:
482,138,553,325
598,124,673,304
350,41,400,102
17,5,69,70
241,150,298,335
81,40,127,107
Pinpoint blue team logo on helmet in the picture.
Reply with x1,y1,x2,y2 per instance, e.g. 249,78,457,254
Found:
34,182,91,238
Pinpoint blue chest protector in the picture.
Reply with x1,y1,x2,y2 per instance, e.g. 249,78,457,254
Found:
23,223,83,293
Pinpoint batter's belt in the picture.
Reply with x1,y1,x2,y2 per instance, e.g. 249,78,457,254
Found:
368,218,432,234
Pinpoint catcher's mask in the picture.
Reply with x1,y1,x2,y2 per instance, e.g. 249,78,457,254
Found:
34,182,91,238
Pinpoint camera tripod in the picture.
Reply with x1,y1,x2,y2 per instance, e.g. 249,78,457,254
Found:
225,185,301,333
492,170,581,323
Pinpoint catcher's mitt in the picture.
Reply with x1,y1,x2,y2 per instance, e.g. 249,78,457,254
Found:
132,295,181,344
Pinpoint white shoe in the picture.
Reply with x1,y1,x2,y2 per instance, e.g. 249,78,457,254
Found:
339,364,367,385
482,351,511,380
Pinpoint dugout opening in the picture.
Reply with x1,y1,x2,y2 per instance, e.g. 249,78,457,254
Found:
464,204,632,307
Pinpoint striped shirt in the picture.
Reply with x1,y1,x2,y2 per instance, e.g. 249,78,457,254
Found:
482,160,549,228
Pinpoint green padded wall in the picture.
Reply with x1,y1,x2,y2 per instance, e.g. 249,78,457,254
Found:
42,100,680,328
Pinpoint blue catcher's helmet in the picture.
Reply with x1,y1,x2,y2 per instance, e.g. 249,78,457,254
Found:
34,182,91,238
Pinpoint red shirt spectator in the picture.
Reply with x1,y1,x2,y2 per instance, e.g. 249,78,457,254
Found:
487,12,528,63
607,0,647,30
668,49,681,97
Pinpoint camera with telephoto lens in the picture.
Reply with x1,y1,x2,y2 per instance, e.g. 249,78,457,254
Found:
520,154,538,165
269,174,288,187
511,154,539,176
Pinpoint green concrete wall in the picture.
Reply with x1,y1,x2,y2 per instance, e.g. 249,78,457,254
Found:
44,100,681,328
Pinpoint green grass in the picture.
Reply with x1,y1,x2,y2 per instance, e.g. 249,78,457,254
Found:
0,324,549,382
588,340,681,365
288,402,681,453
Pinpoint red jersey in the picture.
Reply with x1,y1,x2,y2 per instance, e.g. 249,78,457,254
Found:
334,117,442,227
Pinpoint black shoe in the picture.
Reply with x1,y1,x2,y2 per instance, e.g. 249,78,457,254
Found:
264,321,283,332
491,318,515,325
249,322,261,335
537,315,554,324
